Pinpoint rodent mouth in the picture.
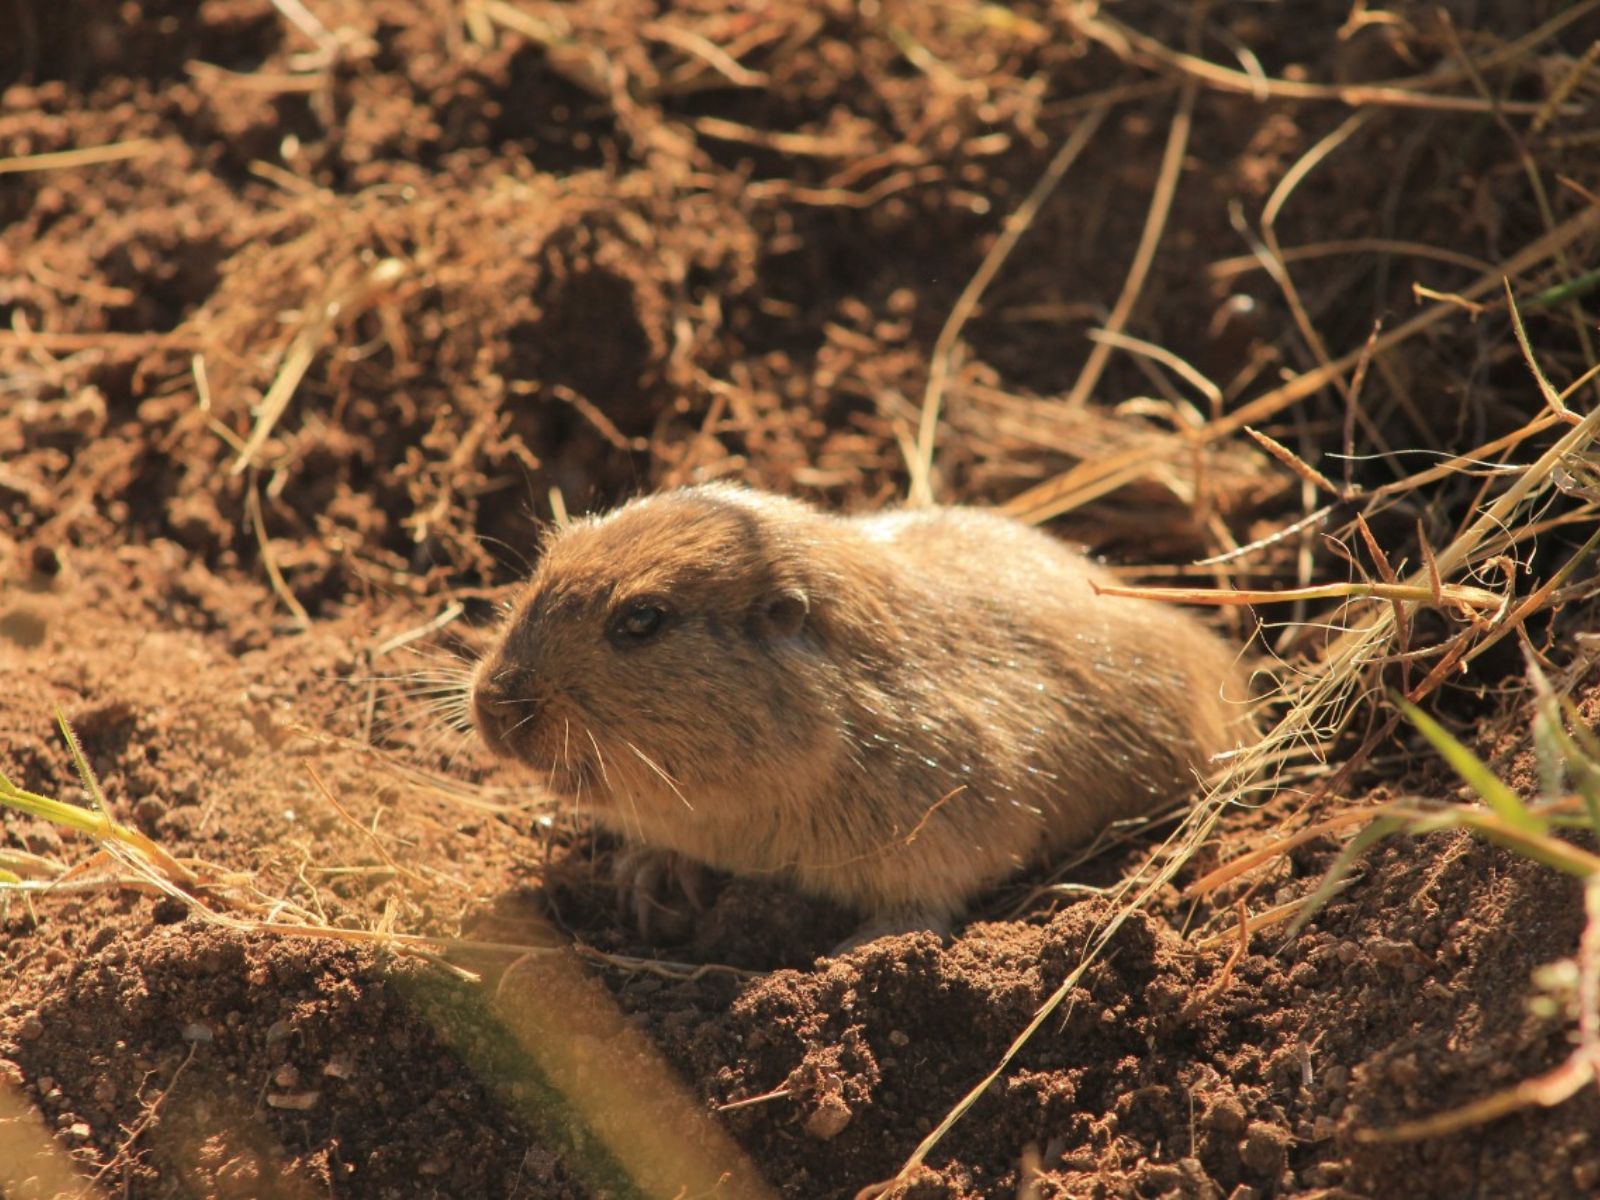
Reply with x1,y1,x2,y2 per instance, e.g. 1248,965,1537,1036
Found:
470,681,608,803
473,711,532,763
470,673,546,763
474,706,598,800
475,711,555,771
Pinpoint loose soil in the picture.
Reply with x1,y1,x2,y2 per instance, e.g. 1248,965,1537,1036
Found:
4,3,1600,1198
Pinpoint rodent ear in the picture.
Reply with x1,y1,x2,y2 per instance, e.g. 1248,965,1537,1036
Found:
753,587,808,640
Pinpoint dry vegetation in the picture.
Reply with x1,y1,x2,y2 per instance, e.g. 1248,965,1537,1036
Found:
3,2,1600,1197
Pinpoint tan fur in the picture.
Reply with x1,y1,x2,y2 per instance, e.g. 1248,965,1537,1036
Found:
472,484,1251,923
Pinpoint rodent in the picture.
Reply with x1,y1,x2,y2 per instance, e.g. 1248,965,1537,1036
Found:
471,484,1251,936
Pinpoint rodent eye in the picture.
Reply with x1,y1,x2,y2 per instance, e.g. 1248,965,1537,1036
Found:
612,601,667,643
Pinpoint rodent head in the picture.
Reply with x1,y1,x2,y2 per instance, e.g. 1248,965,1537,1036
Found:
471,486,833,827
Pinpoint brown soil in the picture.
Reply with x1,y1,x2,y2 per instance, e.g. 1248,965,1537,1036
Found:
4,3,1600,1198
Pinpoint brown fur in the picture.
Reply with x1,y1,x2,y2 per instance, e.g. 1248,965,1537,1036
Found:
472,484,1251,923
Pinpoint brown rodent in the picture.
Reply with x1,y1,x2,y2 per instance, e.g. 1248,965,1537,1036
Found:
472,484,1251,933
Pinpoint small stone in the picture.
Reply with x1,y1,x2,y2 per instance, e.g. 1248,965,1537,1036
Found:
64,1121,93,1142
1139,1164,1183,1191
1301,1161,1344,1188
1203,1095,1247,1135
16,1015,43,1042
322,1055,354,1080
1178,1157,1223,1200
273,1064,300,1089
155,806,201,838
1240,1121,1291,1175
1386,1055,1421,1087
265,1090,320,1111
803,1095,852,1141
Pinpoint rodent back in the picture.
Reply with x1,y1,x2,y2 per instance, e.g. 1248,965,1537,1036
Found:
829,507,1243,837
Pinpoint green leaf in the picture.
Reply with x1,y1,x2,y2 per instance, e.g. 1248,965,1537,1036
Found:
1522,267,1600,311
1283,816,1405,940
1398,696,1545,834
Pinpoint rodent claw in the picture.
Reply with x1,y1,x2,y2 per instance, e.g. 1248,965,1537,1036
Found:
613,847,703,942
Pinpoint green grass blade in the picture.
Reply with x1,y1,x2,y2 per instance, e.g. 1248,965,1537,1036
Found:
1557,696,1600,832
1449,810,1600,878
0,849,63,880
0,775,114,838
1523,267,1600,310
1505,281,1566,413
1283,815,1406,940
1560,695,1600,763
55,706,109,813
1398,696,1545,833
1527,651,1600,834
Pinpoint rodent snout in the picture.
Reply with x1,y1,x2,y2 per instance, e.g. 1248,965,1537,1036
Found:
471,667,542,759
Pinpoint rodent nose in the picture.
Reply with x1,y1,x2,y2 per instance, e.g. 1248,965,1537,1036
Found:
472,669,539,757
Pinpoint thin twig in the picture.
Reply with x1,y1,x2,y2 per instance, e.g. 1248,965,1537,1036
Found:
1092,579,1503,611
1065,79,1196,409
246,480,312,630
0,138,162,175
906,102,1112,505
1067,1,1598,115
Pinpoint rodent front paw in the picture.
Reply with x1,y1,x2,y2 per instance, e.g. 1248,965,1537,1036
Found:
611,847,710,943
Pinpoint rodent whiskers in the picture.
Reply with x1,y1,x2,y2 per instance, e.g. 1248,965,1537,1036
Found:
625,740,692,812
585,726,645,841
346,642,478,768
